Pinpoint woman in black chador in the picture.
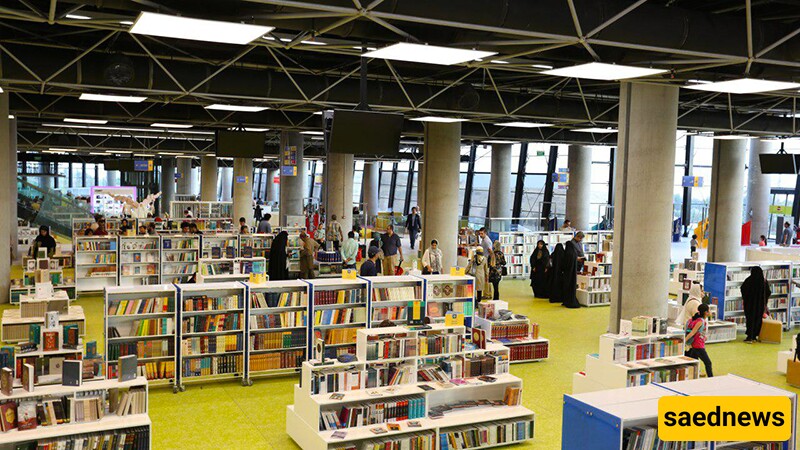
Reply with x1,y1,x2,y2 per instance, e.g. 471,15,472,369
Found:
561,241,580,308
268,231,290,281
740,266,770,343
548,243,565,303
530,240,550,298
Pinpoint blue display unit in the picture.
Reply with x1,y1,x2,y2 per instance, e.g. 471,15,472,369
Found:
563,374,796,450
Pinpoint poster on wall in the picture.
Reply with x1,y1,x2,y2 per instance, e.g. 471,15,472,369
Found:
90,186,137,216
282,146,298,176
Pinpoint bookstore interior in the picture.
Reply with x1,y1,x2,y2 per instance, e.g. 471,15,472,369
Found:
4,2,800,449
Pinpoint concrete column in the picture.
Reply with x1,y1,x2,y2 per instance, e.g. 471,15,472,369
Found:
279,131,305,226
9,118,17,261
160,159,176,217
420,122,461,271
326,153,354,236
566,144,593,230
266,169,279,205
200,155,218,201
362,162,380,219
488,144,513,231
106,171,119,186
220,167,233,202
0,93,11,302
747,140,774,244
708,139,749,262
190,166,200,197
609,82,679,332
176,158,192,195
233,158,254,224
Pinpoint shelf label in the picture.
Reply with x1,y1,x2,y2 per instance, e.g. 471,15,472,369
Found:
450,267,465,276
342,269,357,279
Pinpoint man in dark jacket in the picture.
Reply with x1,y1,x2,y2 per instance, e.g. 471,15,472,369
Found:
405,206,422,250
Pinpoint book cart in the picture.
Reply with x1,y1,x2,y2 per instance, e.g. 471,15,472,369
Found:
118,235,160,287
473,300,549,364
364,275,424,327
563,374,797,450
104,285,178,391
573,320,699,394
74,236,118,293
159,234,200,284
416,274,476,329
286,324,534,450
0,376,152,449
306,278,369,360
705,261,793,330
174,282,247,391
244,280,309,383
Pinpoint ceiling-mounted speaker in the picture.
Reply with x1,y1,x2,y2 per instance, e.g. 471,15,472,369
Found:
103,54,135,86
450,83,480,111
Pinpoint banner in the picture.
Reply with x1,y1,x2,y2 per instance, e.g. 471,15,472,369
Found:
681,176,703,187
770,205,793,215
281,146,298,177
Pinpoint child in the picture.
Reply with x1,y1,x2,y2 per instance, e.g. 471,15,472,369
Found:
759,235,767,247
690,234,699,254
685,303,713,377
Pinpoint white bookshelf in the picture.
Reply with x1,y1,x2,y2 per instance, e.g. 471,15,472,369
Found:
576,272,611,307
2,304,85,344
239,233,274,261
287,324,532,450
200,233,239,260
364,275,424,327
0,376,151,448
74,236,118,293
175,282,247,390
473,301,549,364
498,232,528,278
160,234,200,284
416,274,476,329
283,227,305,273
118,235,160,287
307,278,369,360
104,285,177,390
245,280,309,382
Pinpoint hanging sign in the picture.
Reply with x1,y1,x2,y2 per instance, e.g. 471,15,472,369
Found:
770,205,793,215
273,176,280,184
556,168,569,190
281,145,298,177
133,160,153,172
235,176,247,184
681,176,704,187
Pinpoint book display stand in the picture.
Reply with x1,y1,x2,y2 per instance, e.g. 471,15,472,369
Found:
668,259,704,297
364,275,424,327
307,278,369,360
316,250,343,278
118,235,160,287
160,235,200,284
75,236,118,293
417,275,476,329
576,272,611,307
239,233,274,262
287,324,534,450
3,289,85,344
283,226,306,274
473,300,549,364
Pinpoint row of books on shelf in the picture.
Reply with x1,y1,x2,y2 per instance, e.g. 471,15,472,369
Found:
314,308,367,326
250,350,305,371
164,252,197,262
440,419,534,450
181,313,242,333
251,311,306,329
366,337,417,361
315,289,365,306
163,238,197,249
82,255,116,264
372,286,422,302
108,339,172,361
181,334,243,355
768,282,790,294
372,307,407,323
109,318,174,338
429,283,473,299
33,426,149,450
107,297,173,316
623,426,706,450
508,342,549,361
489,323,535,340
163,265,196,276
181,354,242,377
205,246,237,260
120,265,158,276
320,396,426,431
768,297,789,310
317,251,342,263
419,334,463,356
426,302,473,319
84,267,116,277
76,241,116,251
251,329,305,350
626,364,698,387
612,338,684,363
109,361,174,380
578,278,610,291
183,295,242,312
250,291,305,309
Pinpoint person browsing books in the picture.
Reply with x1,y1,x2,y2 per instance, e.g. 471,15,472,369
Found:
340,231,358,270
360,246,380,277
299,231,319,279
421,239,443,274
31,225,56,257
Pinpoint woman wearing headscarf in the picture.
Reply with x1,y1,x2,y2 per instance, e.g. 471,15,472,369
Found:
489,240,506,300
530,240,550,298
740,266,771,343
268,231,290,281
31,225,57,257
676,282,705,327
561,241,580,308
466,247,489,308
548,243,565,303
421,239,443,274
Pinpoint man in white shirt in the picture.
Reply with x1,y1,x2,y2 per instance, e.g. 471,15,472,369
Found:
341,231,359,270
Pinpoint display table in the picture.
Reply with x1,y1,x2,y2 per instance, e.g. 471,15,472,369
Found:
1,305,85,343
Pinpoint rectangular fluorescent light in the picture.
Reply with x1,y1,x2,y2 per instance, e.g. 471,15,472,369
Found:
0,87,4,93
490,60,509,64
300,131,324,135
133,154,152,158
483,140,518,144
120,21,134,26
159,152,184,156
64,118,108,124
89,152,107,156
712,134,751,140
108,150,132,154
151,123,193,129
363,43,496,66
572,127,618,133
353,46,377,51
531,64,553,70
176,155,197,158
130,12,274,45
684,78,800,94
205,104,268,112
687,79,711,85
80,93,147,103
494,122,552,128
49,147,76,152
543,62,667,81
42,150,68,154
410,116,468,123
8,115,14,119
65,14,91,20
301,40,326,46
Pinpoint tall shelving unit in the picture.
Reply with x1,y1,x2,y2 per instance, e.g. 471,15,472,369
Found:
563,374,797,450
75,235,118,293
160,235,200,284
200,233,239,260
118,235,160,287
705,261,792,330
306,278,369,359
245,280,309,382
365,275,424,327
239,233,274,265
283,226,305,274
104,285,177,389
792,263,800,326
175,282,247,390
498,231,528,278
417,274,476,328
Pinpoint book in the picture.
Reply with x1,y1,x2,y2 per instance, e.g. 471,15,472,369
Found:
503,386,521,406
163,239,172,249
1,367,12,395
118,354,137,382
242,246,253,258
86,341,97,357
43,331,58,351
28,324,40,345
226,246,235,259
0,401,16,432
45,311,59,330
16,401,36,430
48,357,63,375
211,247,221,259
22,363,34,392
63,324,79,349
62,360,81,387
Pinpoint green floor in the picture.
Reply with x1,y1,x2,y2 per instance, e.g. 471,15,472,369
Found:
7,277,799,449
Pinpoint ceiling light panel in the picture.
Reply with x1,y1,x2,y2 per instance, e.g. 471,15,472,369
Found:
151,123,193,129
205,104,269,112
572,127,618,133
684,78,800,94
80,93,147,103
363,43,496,65
410,117,468,123
712,134,751,140
483,140,519,144
542,62,667,81
64,118,108,124
130,12,275,45
494,122,552,128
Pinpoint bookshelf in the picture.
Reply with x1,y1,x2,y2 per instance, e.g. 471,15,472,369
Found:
283,226,306,273
416,274,476,329
71,218,122,237
705,261,792,330
793,263,800,327
563,374,796,450
572,320,699,394
576,273,611,307
316,250,343,278
0,376,151,448
239,233,274,264
175,282,247,390
474,300,549,364
2,293,84,344
287,324,532,450
74,236,118,293
171,200,233,220
307,278,369,360
497,232,529,279
160,235,200,284
196,257,266,283
364,275,424,327
104,285,177,390
200,233,239,260
245,280,309,382
118,235,160,287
